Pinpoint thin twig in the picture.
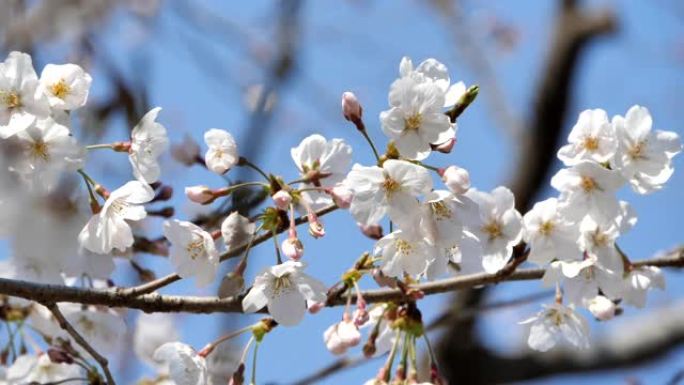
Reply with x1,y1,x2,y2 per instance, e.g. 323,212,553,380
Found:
45,303,116,385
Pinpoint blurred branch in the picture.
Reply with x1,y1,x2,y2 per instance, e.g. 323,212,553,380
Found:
436,1,617,384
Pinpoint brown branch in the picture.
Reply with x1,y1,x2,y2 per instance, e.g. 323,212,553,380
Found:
46,303,116,385
0,248,678,315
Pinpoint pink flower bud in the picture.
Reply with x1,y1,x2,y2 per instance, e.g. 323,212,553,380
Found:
588,295,616,321
281,237,304,260
324,319,361,355
330,184,353,209
185,185,215,204
272,190,292,210
341,91,362,123
440,165,471,194
359,223,383,240
307,210,325,238
432,137,456,153
308,301,325,314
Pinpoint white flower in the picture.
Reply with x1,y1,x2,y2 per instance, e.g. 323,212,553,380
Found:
557,109,616,165
612,105,682,194
466,187,523,273
242,261,326,326
11,117,84,192
551,160,625,223
204,128,238,175
164,219,219,288
39,63,92,110
0,51,49,138
134,313,180,368
345,159,432,227
7,354,82,384
129,107,169,183
374,229,435,278
523,198,581,265
291,134,352,209
398,57,466,108
78,180,155,254
622,266,665,308
542,258,623,306
380,74,453,160
520,303,590,352
221,211,255,248
440,165,471,194
419,190,480,278
153,342,208,385
323,318,361,355
587,295,616,321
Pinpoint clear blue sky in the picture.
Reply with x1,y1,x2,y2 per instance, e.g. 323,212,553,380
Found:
22,0,684,383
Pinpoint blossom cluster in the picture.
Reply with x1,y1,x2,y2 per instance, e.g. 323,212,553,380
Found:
0,50,680,385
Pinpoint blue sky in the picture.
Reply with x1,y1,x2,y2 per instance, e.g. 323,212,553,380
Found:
20,0,684,383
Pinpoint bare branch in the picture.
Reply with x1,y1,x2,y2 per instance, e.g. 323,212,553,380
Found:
46,303,116,385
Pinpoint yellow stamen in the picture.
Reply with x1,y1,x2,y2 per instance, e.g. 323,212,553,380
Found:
50,79,71,99
404,114,422,131
580,176,597,193
582,136,599,151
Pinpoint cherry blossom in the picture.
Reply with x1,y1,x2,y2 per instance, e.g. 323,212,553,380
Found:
164,219,220,288
291,134,352,209
622,266,665,308
523,197,581,265
557,109,616,165
542,258,623,306
440,165,471,194
398,56,466,108
345,159,432,227
129,107,169,183
6,353,82,384
466,187,523,273
242,261,327,326
521,303,590,352
204,128,238,175
0,51,49,139
39,63,92,110
551,160,625,223
78,180,155,254
612,105,682,194
153,342,208,385
323,317,361,355
587,295,617,321
374,229,435,278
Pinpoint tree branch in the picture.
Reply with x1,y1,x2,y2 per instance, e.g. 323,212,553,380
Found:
46,303,116,385
0,248,678,315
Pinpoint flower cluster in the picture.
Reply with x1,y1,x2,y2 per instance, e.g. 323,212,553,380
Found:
0,50,680,384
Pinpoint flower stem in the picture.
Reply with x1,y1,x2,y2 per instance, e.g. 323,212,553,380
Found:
272,229,282,264
360,130,381,162
250,341,260,385
85,143,114,151
200,325,254,357
238,157,270,181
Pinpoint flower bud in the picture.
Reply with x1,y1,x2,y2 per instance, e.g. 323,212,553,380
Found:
281,237,304,261
330,184,353,209
323,319,361,355
588,295,616,321
308,301,325,314
47,348,74,364
431,137,456,154
308,211,325,238
218,272,245,298
440,165,471,194
152,185,174,202
171,134,201,166
342,92,363,123
272,190,292,210
185,185,215,204
359,223,383,240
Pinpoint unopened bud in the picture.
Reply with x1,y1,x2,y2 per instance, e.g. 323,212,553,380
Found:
148,206,175,218
272,190,292,210
431,137,456,154
281,237,304,261
359,224,383,240
329,184,353,209
308,301,325,314
588,295,616,321
342,92,363,126
218,272,245,298
185,185,215,204
440,165,471,194
308,211,325,238
152,185,173,202
171,134,201,166
47,348,74,364
229,363,245,385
